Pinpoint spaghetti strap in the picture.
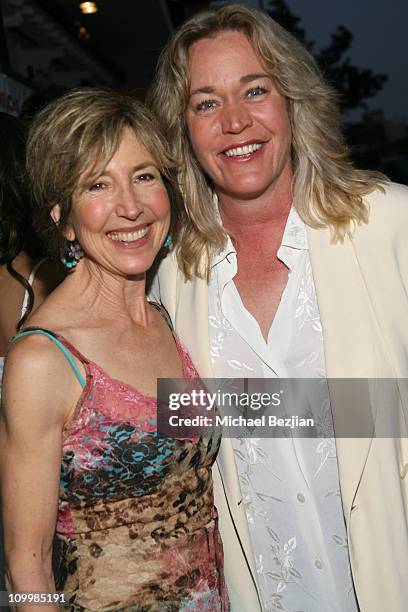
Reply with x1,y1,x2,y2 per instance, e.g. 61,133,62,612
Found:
11,328,86,388
149,301,174,331
20,257,48,319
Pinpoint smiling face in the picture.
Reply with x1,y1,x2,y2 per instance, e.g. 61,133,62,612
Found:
60,127,170,278
186,30,293,202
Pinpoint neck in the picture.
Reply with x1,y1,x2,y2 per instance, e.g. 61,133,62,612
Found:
63,260,151,327
218,167,293,244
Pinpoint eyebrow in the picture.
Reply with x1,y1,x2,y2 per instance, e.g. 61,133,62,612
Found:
190,73,271,97
240,73,270,84
130,161,157,172
190,85,215,96
79,161,156,185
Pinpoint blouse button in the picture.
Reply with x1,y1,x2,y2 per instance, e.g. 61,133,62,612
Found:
297,493,305,503
314,558,323,569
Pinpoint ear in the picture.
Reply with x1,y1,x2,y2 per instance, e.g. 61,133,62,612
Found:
50,203,61,226
51,203,75,241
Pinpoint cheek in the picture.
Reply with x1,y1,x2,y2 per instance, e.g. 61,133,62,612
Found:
279,106,292,139
271,101,291,139
76,202,109,232
68,201,106,240
186,116,211,163
279,112,292,158
257,94,291,128
150,187,171,220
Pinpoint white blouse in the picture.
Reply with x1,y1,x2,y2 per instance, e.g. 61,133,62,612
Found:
208,208,358,612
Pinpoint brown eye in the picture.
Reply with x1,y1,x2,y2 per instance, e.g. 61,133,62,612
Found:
135,173,155,182
89,182,106,191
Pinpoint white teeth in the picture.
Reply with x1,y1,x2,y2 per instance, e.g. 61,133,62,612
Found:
109,227,149,242
224,143,263,157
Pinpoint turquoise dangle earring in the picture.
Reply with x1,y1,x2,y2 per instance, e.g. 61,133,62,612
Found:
163,234,172,249
61,240,84,270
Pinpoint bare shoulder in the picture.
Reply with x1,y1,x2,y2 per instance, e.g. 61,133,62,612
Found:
0,255,63,351
0,266,25,350
3,332,81,426
6,329,64,369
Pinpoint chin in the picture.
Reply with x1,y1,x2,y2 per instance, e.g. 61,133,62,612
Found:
224,183,271,200
116,263,149,278
119,251,158,273
119,268,147,280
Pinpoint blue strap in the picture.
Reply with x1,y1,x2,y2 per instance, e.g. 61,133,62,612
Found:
11,330,86,388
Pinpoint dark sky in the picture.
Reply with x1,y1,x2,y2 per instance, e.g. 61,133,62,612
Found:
230,0,408,121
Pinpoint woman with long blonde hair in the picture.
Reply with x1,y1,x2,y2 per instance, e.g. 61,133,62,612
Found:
148,5,408,612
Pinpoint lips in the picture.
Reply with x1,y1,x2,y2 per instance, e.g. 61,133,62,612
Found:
107,225,149,243
223,143,263,157
220,140,266,160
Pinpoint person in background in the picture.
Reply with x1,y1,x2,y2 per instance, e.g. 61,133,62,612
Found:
0,89,229,611
0,112,62,360
0,111,63,609
148,4,408,611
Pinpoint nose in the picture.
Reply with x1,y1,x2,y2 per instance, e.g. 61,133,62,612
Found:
116,184,143,219
221,100,253,134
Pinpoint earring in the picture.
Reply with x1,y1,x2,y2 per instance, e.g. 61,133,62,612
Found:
61,240,84,270
163,234,172,249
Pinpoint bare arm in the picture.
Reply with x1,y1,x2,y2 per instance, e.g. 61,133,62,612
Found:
0,335,79,611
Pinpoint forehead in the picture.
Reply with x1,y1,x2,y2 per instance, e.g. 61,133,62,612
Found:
111,127,151,161
80,127,155,182
188,30,266,87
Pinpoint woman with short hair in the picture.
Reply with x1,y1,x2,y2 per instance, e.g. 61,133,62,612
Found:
0,89,229,611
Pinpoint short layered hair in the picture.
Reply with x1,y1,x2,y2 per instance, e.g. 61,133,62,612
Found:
148,4,386,279
26,88,185,261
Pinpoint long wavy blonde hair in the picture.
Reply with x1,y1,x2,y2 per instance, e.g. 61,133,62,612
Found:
148,4,386,279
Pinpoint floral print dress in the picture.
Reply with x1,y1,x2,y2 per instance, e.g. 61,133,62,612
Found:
48,332,229,611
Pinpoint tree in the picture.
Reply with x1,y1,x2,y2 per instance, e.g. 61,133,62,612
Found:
267,0,387,112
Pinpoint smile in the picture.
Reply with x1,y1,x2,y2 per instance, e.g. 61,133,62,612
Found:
108,227,149,242
223,143,263,157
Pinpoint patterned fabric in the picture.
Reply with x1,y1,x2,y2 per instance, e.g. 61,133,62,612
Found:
208,208,357,611
52,334,228,611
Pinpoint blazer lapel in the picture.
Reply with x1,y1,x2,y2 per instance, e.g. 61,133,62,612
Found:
307,226,376,517
174,271,213,378
216,436,258,580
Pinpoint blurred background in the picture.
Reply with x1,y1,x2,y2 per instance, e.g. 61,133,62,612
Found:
0,0,407,182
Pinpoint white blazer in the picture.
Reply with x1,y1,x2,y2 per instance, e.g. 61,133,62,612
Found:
150,183,408,611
